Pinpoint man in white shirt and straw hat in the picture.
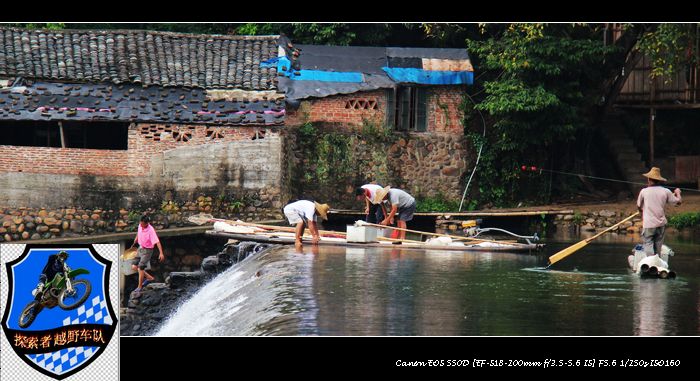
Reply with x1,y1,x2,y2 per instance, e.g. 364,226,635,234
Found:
374,186,417,242
283,199,331,250
637,167,682,256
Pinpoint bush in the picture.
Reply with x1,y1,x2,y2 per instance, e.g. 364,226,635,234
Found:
416,195,460,212
668,212,700,230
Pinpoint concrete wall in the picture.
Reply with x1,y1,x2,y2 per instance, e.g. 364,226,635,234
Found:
0,124,284,210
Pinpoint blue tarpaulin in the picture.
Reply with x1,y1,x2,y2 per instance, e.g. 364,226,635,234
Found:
290,70,363,82
268,56,364,82
382,67,473,85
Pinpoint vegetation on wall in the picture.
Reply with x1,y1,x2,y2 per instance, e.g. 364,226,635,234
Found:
292,122,398,205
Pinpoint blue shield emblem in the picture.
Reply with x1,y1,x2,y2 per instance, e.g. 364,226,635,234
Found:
1,245,118,380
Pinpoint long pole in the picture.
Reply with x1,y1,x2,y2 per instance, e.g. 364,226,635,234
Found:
360,222,526,246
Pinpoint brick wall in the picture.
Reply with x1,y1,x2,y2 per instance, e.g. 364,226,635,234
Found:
286,86,465,134
427,86,466,134
125,124,268,175
0,123,271,177
0,145,130,176
286,90,387,129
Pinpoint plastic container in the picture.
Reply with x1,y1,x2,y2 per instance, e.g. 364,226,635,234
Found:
346,225,379,243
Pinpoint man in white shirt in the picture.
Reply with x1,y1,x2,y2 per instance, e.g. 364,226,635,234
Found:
355,183,385,223
283,200,331,250
637,167,682,256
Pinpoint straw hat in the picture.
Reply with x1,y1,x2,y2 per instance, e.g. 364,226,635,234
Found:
373,186,391,204
642,167,667,182
314,202,330,221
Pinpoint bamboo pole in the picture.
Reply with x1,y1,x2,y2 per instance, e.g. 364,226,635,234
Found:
359,222,526,246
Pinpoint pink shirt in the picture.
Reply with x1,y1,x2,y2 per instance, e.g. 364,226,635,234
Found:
637,186,681,229
137,224,160,249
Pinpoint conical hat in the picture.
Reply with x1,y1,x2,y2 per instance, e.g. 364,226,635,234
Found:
314,202,330,221
643,167,667,182
373,186,391,204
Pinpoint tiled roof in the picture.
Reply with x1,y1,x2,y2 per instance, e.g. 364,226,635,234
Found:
0,28,281,90
0,82,285,126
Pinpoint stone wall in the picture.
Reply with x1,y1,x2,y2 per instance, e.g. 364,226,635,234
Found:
284,127,470,209
0,198,285,243
553,209,643,234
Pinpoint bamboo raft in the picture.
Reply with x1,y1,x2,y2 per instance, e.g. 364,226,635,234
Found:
190,214,544,253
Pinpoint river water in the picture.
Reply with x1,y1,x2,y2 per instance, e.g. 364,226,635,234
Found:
155,233,700,336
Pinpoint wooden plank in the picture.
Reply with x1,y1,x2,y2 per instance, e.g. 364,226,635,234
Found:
206,231,542,253
329,209,574,217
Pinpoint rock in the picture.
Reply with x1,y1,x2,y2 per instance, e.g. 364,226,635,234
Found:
585,218,595,224
62,220,69,230
37,225,49,233
43,217,60,226
70,220,84,233
18,224,25,233
38,210,48,218
91,214,100,220
49,228,61,234
31,233,41,240
599,210,616,218
441,167,459,176
181,255,201,266
21,232,29,240
4,234,11,242
581,224,595,232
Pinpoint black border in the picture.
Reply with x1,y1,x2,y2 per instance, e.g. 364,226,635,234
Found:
1,244,118,380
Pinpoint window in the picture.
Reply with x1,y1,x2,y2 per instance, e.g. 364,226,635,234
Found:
0,121,129,150
386,86,427,132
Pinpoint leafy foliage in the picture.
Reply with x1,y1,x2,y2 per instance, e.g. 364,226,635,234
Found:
415,195,460,212
638,24,697,79
463,24,616,206
668,212,700,230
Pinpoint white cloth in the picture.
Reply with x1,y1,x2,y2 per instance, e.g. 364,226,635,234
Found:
361,184,383,204
283,200,317,225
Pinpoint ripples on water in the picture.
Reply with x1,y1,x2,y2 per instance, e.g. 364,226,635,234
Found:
155,235,700,336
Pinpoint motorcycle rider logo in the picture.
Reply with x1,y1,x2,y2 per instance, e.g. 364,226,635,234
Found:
1,245,118,380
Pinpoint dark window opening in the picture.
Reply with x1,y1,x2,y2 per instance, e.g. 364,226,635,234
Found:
0,121,129,150
386,86,427,132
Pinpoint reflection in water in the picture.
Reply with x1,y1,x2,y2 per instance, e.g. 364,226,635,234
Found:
152,235,700,336
633,278,668,336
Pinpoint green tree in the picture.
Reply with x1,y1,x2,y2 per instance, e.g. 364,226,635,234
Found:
463,24,616,206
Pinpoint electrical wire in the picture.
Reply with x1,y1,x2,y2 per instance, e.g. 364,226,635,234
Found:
523,166,700,193
459,92,487,211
